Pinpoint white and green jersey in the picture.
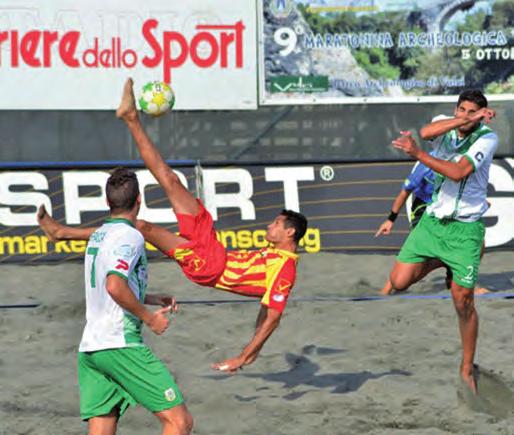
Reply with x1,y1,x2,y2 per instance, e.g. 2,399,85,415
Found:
427,118,498,222
79,218,148,352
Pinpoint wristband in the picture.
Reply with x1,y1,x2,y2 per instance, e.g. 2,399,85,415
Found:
387,211,398,222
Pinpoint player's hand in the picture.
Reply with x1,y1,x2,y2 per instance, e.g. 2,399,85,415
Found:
375,220,394,237
147,306,172,335
392,131,421,159
211,356,245,373
468,107,495,124
147,294,178,312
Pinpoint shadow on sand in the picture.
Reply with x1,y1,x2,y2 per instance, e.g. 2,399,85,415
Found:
204,345,411,401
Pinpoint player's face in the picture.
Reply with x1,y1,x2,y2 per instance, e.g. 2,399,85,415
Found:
454,100,481,134
265,215,290,243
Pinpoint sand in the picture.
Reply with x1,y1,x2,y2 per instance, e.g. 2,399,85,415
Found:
1,251,513,435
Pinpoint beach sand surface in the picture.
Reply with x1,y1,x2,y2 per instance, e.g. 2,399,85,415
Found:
1,251,513,435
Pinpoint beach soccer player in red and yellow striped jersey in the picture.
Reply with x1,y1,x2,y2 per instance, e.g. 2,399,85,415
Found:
38,78,308,374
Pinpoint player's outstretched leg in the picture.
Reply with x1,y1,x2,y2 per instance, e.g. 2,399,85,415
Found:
38,204,188,255
37,205,61,242
37,205,97,241
116,78,200,217
136,220,188,256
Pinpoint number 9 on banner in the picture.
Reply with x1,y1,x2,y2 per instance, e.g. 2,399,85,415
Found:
274,27,297,57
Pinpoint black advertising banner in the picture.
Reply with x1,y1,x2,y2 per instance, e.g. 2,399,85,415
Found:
0,160,512,263
259,0,514,104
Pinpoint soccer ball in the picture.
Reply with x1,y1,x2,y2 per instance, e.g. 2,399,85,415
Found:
138,81,175,116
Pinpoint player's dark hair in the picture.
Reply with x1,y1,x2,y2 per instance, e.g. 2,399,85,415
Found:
280,209,308,243
457,89,488,109
106,167,140,213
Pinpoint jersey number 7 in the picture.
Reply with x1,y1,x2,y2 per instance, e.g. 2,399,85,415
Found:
87,247,99,288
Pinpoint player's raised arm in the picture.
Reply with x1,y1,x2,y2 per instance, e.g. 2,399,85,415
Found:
419,107,495,140
420,116,472,141
392,132,473,182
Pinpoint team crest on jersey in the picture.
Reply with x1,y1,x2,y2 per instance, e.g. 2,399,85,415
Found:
276,278,291,293
115,259,129,271
90,231,106,243
192,255,206,271
164,388,176,402
114,244,135,260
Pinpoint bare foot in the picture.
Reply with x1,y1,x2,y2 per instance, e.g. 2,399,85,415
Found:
380,286,394,296
37,205,61,242
379,279,395,296
116,78,137,121
461,364,478,395
473,287,489,295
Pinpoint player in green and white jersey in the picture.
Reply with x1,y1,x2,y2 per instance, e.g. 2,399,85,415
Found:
81,218,149,351
389,89,497,394
77,168,193,435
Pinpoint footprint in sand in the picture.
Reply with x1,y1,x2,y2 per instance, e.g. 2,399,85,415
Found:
457,365,514,419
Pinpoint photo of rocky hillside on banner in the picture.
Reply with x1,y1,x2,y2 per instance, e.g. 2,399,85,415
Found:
261,0,514,103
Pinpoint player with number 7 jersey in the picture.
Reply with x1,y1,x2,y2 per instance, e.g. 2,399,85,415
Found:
80,218,148,351
59,167,193,434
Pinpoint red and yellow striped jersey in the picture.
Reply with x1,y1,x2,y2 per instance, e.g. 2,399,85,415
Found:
214,247,298,313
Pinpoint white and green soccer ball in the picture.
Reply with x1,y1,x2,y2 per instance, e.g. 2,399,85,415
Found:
138,81,175,116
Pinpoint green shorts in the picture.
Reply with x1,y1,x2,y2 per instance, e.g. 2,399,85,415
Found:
397,213,485,289
78,346,184,420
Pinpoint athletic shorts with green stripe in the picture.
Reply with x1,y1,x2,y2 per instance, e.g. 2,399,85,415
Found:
78,346,184,420
397,213,485,289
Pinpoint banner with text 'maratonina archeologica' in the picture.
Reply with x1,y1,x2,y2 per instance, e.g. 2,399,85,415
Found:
259,0,514,105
